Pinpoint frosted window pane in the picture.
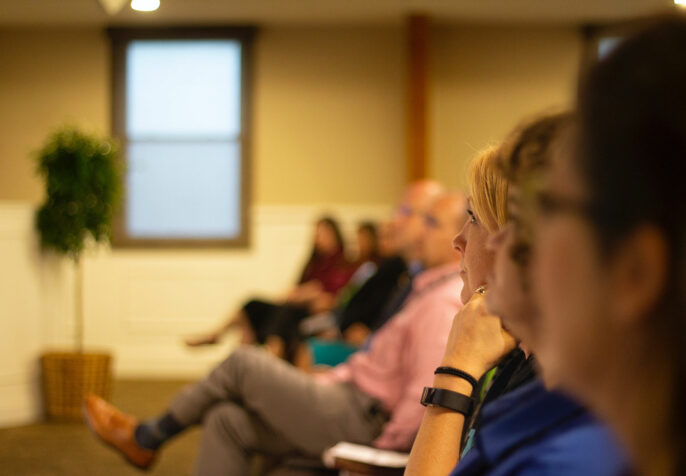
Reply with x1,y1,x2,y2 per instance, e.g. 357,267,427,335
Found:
598,37,622,59
126,40,242,138
126,141,241,238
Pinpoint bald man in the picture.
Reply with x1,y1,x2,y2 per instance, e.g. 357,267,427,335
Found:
339,180,446,344
84,188,468,476
392,179,446,264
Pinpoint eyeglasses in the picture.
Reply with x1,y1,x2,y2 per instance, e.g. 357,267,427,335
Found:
423,214,439,229
396,204,415,217
536,191,594,220
397,206,441,229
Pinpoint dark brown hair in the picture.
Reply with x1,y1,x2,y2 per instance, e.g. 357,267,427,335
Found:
357,221,379,262
497,112,572,185
315,216,345,256
578,14,686,471
497,112,573,269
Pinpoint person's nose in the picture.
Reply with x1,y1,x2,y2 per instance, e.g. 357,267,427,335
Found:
453,222,467,254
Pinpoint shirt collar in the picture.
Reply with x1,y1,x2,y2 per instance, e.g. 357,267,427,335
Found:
412,262,462,292
407,260,425,277
476,379,585,464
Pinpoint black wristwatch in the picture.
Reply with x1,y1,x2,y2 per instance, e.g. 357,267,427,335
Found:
420,387,475,416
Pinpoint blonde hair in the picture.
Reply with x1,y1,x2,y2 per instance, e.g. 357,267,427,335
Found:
468,146,509,233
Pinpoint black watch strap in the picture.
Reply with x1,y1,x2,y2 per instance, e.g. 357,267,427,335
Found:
420,387,475,416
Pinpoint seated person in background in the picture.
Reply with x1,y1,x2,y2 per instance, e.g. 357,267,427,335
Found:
355,220,382,266
406,114,631,475
337,221,411,347
185,216,356,358
298,221,404,368
320,220,385,325
284,216,355,309
83,190,467,475
269,182,446,367
377,220,400,258
337,183,449,348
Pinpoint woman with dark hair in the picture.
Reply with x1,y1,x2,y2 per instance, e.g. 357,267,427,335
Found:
356,221,380,265
290,216,351,300
532,15,686,475
186,216,355,358
325,221,382,323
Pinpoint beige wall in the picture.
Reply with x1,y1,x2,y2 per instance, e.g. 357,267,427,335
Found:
431,25,582,191
0,24,583,421
0,24,580,206
0,28,110,203
254,26,405,204
0,26,406,206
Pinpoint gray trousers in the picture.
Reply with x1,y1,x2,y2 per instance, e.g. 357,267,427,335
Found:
168,346,388,476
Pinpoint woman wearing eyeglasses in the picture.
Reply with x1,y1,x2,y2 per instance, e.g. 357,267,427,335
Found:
532,16,686,476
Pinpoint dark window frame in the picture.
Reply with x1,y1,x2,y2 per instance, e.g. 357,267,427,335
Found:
108,26,256,249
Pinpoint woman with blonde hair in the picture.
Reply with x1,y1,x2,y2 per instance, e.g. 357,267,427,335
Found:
406,145,517,475
406,113,630,475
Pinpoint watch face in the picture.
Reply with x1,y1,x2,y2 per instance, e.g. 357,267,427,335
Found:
420,387,434,406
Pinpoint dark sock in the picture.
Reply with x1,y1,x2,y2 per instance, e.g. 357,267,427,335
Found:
134,413,185,450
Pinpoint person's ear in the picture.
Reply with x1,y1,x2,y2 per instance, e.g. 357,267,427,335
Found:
607,225,668,327
485,226,507,252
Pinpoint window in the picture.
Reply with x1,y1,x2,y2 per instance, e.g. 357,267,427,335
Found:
597,36,622,59
581,21,645,70
109,27,255,247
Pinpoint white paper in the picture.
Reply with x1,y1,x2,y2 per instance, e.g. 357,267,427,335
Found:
322,442,410,469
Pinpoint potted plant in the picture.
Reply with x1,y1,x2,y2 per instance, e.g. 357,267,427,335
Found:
35,126,122,420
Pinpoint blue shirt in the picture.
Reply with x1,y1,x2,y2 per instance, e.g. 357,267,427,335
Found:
450,380,632,476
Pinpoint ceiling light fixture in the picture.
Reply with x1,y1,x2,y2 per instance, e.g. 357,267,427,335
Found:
131,0,160,12
98,0,128,15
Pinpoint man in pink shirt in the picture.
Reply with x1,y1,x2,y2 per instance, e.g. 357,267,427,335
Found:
84,185,466,475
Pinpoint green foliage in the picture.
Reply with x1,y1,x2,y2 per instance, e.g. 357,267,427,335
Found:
35,126,122,261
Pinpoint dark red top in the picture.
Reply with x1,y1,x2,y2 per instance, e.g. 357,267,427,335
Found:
299,250,357,295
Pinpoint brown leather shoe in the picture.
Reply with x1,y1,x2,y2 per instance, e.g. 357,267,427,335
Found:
83,394,156,470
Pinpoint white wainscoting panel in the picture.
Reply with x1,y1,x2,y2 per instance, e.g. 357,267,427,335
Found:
0,203,47,427
81,203,392,378
0,201,391,427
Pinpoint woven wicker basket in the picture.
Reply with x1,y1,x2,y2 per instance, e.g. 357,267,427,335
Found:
41,352,112,421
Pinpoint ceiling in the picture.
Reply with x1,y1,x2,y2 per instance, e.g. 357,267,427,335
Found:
0,0,678,27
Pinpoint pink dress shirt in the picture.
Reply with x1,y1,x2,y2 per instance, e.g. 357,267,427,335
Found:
319,262,463,450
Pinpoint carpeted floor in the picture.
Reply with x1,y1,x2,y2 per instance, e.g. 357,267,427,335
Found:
0,380,201,475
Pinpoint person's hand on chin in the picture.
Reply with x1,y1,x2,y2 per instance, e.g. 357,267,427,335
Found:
441,290,517,379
